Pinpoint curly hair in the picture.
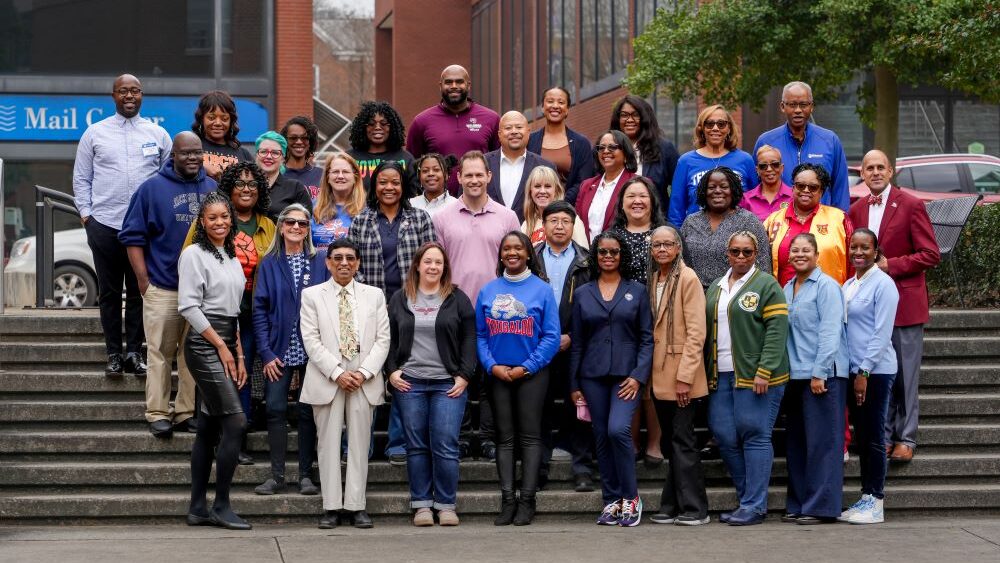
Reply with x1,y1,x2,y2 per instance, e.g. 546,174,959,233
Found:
414,152,454,190
192,90,241,149
366,160,413,210
217,161,270,216
610,95,664,164
494,231,546,279
791,162,831,192
191,191,237,263
695,166,745,210
611,176,666,231
280,115,319,159
589,229,630,279
348,101,406,152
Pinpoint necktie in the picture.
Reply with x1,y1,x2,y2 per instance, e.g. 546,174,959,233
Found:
338,288,360,361
867,194,883,206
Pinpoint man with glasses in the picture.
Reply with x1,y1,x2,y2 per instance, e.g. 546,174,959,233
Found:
119,131,217,438
753,81,850,211
73,74,171,379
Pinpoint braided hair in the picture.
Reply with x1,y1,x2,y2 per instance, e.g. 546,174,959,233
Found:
218,161,270,216
191,191,237,264
348,100,407,152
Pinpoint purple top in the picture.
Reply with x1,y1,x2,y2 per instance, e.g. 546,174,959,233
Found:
740,182,794,222
406,101,501,196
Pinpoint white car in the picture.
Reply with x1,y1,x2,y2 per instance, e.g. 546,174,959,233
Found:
4,228,97,308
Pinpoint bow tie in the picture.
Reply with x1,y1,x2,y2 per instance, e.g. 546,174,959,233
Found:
868,194,883,206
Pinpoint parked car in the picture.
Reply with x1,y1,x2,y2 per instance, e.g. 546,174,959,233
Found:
4,228,97,307
849,153,1000,204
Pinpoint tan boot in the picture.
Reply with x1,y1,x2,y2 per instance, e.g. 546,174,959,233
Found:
413,508,434,527
438,509,460,526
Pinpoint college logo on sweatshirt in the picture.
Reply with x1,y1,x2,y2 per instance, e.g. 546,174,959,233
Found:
486,294,534,336
173,192,208,223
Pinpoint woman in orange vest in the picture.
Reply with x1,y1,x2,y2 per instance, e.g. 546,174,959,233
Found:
763,163,853,286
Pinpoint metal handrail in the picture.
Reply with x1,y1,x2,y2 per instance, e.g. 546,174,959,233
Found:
0,158,5,314
34,185,81,308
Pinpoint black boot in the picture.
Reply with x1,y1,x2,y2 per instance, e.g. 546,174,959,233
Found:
513,495,536,526
494,492,517,526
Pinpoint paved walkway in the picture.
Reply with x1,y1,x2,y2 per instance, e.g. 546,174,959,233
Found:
2,517,1000,563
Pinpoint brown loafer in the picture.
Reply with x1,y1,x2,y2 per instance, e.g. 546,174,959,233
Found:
890,443,914,462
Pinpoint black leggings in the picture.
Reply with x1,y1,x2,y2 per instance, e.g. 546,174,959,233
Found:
488,369,549,499
189,412,247,516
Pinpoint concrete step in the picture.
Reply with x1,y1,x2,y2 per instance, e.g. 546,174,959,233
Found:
922,337,1000,359
4,482,1000,520
926,309,1000,333
920,394,1000,418
920,365,1000,390
0,400,146,422
0,342,111,365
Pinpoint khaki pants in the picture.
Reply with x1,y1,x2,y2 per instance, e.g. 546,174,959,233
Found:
142,284,195,424
313,390,376,511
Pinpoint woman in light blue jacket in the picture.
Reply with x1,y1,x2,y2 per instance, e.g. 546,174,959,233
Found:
840,228,899,525
782,233,849,525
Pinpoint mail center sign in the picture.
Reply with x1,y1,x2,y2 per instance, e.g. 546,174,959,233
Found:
0,95,268,142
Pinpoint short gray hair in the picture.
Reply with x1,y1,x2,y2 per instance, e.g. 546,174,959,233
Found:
264,203,316,258
782,81,813,101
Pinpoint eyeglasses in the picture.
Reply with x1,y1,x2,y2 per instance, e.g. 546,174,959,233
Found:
597,248,621,257
727,248,755,258
175,150,204,159
651,241,678,250
781,101,813,110
544,217,573,227
234,181,259,191
594,144,622,153
703,119,729,130
366,120,390,128
286,135,310,143
619,111,641,123
114,87,142,96
283,219,310,228
257,149,283,158
329,254,358,263
757,161,782,171
329,170,355,177
793,182,823,193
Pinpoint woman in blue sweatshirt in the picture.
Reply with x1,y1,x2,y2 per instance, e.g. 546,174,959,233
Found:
476,230,561,527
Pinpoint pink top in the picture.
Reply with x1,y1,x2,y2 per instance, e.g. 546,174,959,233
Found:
740,182,794,222
433,196,521,302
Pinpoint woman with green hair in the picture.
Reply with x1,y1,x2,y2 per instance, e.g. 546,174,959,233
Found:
255,130,312,221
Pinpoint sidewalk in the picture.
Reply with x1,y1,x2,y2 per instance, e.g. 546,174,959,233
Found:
2,517,999,563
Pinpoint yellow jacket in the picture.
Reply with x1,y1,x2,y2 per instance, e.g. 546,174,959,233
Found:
182,212,276,290
763,204,851,285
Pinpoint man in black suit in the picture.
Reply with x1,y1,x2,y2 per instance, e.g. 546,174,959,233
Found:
486,111,556,223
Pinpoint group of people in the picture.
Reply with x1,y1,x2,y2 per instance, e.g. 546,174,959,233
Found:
72,69,940,531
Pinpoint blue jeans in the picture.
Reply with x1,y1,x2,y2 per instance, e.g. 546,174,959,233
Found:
708,371,785,515
580,376,641,504
394,376,467,509
385,400,407,457
264,364,317,480
849,372,895,499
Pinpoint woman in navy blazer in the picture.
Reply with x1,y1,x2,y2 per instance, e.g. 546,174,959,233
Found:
569,230,654,528
251,203,330,496
609,95,679,218
527,87,595,203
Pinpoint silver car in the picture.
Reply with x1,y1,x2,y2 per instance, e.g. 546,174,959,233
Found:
4,228,97,308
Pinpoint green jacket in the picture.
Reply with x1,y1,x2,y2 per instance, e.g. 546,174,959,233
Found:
705,268,790,391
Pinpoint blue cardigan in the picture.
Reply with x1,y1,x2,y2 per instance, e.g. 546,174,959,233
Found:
568,279,654,392
252,249,330,365
784,267,849,379
528,126,595,205
843,268,899,374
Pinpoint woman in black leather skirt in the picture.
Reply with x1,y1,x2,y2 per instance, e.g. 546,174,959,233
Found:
177,192,252,530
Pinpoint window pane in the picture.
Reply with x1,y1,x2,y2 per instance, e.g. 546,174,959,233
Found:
223,0,266,76
548,0,576,94
581,0,597,85
813,76,865,161
952,100,1000,155
654,93,698,153
2,160,77,263
968,163,1000,194
898,100,947,157
636,0,657,32
612,0,629,75
908,164,963,193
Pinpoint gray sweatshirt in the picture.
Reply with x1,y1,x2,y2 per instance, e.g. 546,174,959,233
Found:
177,244,245,334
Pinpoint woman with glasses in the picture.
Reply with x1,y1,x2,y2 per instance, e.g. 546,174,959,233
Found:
312,153,367,252
669,105,758,227
609,95,680,218
705,231,789,526
763,163,853,287
281,116,324,199
252,204,330,496
680,167,770,288
569,230,654,527
740,145,794,222
527,87,595,201
254,130,312,222
572,129,638,244
347,100,417,196
192,90,253,181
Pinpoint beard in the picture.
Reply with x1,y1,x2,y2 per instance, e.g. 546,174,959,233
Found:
442,90,469,106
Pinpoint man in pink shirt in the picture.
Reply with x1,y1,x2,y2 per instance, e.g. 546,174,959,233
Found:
434,150,520,460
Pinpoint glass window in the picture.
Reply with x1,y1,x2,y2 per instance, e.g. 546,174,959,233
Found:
581,0,629,87
898,100,947,157
908,164,963,193
893,167,914,188
813,75,866,161
653,92,698,153
952,100,1000,155
548,0,576,95
2,160,77,262
472,1,500,111
223,0,266,76
968,163,1000,194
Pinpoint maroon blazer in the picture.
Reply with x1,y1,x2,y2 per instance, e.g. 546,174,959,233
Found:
848,186,941,326
575,170,637,241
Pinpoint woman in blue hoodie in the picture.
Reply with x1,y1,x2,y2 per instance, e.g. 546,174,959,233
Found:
476,230,561,527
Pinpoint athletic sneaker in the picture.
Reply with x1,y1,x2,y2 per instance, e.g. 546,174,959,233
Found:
618,496,643,527
649,512,676,524
838,494,871,522
848,496,884,524
596,501,622,526
674,514,710,526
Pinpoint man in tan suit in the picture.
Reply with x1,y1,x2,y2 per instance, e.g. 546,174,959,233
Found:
299,238,390,529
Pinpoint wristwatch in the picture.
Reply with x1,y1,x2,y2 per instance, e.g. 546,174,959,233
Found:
859,369,870,379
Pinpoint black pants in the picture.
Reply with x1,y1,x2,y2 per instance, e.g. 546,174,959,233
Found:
540,354,594,477
460,365,495,451
83,219,143,355
489,369,549,498
652,397,708,518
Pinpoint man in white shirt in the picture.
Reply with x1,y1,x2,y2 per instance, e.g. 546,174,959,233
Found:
485,111,555,223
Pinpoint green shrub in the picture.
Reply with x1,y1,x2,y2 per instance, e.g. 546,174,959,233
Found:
927,203,1000,308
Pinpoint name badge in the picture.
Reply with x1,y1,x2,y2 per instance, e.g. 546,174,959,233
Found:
141,142,158,157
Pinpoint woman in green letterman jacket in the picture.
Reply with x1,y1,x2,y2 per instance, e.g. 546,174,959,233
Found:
704,230,789,526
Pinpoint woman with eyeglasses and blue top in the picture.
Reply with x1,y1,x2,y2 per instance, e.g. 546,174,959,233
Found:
840,228,899,525
704,230,789,526
254,131,312,222
781,232,850,525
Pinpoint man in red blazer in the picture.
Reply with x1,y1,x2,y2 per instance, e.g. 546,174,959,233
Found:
848,150,940,462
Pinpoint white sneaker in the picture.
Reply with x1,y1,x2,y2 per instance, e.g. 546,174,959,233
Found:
551,447,572,461
838,494,871,522
848,496,884,524
844,451,850,463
